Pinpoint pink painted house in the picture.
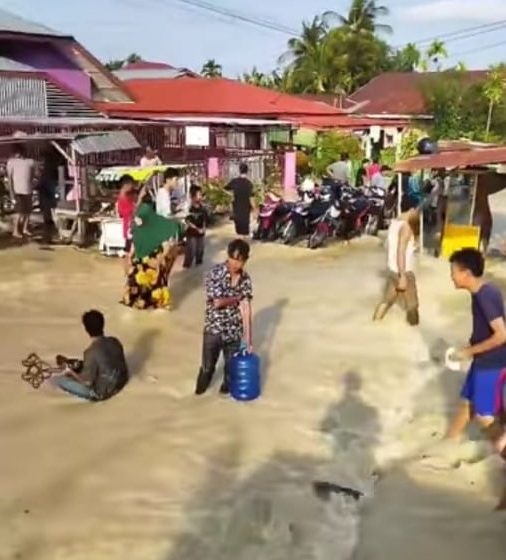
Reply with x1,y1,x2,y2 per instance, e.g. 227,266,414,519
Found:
0,8,133,119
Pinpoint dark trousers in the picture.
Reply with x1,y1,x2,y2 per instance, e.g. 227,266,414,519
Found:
195,332,241,394
184,235,205,268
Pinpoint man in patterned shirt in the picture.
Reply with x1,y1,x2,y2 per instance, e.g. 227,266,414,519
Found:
195,238,253,395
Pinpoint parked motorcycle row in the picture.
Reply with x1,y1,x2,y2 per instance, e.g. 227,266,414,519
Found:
253,180,398,249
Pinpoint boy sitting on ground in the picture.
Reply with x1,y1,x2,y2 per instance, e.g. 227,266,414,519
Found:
53,310,128,401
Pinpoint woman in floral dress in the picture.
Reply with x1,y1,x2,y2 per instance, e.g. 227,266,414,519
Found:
122,197,182,310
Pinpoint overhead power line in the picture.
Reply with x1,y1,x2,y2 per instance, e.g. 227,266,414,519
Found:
397,19,506,49
171,0,297,35
450,37,506,59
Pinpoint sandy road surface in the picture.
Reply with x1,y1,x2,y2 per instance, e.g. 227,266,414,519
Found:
0,228,505,560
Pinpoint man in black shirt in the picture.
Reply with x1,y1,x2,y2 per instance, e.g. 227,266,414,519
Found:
54,310,128,401
184,185,208,268
225,163,255,237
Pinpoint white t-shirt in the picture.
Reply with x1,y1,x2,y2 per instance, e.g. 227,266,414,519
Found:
7,157,35,195
156,188,172,217
387,219,416,273
140,156,161,168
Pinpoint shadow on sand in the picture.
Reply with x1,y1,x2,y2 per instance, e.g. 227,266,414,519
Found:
126,328,161,380
253,298,288,389
163,371,380,560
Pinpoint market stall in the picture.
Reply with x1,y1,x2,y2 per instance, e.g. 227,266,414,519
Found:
0,130,141,245
395,144,506,257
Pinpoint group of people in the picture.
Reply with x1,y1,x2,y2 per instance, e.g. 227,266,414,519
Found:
374,199,506,506
326,153,391,191
4,143,69,242
115,161,256,310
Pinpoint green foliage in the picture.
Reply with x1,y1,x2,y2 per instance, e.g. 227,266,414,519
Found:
279,14,393,94
398,129,425,160
390,43,421,72
105,53,142,71
202,180,230,213
380,147,396,167
310,132,363,176
421,69,506,141
201,59,223,78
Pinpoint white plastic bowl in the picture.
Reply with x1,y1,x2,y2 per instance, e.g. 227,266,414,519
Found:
445,347,462,372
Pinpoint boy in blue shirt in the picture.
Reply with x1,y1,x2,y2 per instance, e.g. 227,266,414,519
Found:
448,249,506,459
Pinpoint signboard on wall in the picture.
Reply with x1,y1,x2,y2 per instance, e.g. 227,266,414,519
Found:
185,126,210,147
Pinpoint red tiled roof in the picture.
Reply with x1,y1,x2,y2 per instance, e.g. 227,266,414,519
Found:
100,77,348,118
350,71,488,116
122,60,175,70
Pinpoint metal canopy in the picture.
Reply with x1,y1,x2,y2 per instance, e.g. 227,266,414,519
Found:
395,146,506,172
72,130,140,155
0,130,140,155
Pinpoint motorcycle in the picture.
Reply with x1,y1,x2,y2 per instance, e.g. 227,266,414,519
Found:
362,186,386,236
253,193,292,242
280,192,330,245
307,199,344,249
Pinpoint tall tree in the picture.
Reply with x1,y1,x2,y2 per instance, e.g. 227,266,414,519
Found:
105,53,143,71
323,0,392,34
242,67,270,88
483,65,506,139
426,40,448,71
279,17,330,93
391,43,421,72
201,59,223,78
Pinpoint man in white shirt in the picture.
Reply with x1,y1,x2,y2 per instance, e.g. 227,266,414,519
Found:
7,144,35,238
156,167,180,218
140,146,162,168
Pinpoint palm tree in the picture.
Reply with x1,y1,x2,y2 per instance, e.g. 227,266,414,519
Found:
323,0,392,35
426,40,448,71
201,59,223,78
278,17,330,93
483,65,506,139
242,67,270,88
126,53,142,65
271,68,294,92
278,16,328,67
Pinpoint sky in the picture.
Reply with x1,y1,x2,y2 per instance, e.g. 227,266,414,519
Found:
1,0,506,76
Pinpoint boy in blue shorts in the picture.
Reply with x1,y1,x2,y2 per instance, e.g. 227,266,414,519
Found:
448,248,506,446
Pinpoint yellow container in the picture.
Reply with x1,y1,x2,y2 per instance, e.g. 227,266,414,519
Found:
441,224,480,259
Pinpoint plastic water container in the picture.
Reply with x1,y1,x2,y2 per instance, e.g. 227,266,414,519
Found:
229,351,261,402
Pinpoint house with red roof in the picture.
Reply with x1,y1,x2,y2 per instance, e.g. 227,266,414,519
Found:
348,71,488,121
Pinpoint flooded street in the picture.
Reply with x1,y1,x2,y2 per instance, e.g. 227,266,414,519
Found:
0,226,505,560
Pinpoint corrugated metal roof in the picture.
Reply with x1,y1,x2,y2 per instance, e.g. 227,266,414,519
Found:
72,130,140,155
0,56,33,72
99,77,348,118
395,147,506,172
114,68,192,81
0,130,140,155
0,8,66,37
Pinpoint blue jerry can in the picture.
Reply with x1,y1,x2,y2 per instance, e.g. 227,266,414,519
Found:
229,351,261,402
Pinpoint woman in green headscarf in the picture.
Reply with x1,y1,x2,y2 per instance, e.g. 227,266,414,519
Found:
122,197,183,310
